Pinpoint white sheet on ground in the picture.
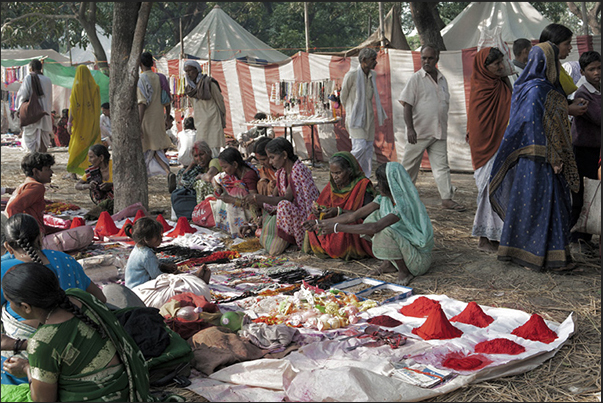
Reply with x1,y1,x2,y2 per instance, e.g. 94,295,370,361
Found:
186,294,575,402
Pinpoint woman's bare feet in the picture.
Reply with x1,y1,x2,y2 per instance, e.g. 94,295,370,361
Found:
396,271,415,287
194,264,211,284
478,237,499,253
369,260,398,276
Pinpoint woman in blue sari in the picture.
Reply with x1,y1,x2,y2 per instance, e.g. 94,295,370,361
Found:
313,162,433,286
489,42,580,272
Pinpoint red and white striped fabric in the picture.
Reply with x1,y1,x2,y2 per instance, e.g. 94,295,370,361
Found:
159,34,599,172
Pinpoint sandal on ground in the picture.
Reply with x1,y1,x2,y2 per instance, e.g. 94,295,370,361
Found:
548,263,584,275
442,201,466,212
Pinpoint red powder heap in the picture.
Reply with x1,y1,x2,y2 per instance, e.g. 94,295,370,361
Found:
94,211,119,237
411,304,463,340
70,216,86,229
442,351,492,371
115,219,133,237
511,313,558,344
133,209,146,222
166,217,196,237
156,214,173,232
400,296,440,318
450,301,494,328
475,338,526,355
367,315,403,327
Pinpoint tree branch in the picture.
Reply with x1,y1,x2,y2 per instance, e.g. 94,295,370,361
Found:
566,2,581,19
2,13,77,31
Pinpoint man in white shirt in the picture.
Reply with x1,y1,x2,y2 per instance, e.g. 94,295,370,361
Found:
99,102,112,147
15,59,53,153
398,44,465,212
340,48,387,178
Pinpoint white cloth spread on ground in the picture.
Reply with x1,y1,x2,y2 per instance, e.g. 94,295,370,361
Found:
185,294,574,402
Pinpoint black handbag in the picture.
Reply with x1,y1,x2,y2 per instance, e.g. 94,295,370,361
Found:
170,187,197,220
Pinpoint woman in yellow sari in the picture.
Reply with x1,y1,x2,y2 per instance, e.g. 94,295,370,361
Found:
66,65,101,175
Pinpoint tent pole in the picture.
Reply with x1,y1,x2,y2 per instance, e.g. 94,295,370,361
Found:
179,18,184,59
368,15,371,37
378,2,385,49
207,30,211,77
304,2,310,53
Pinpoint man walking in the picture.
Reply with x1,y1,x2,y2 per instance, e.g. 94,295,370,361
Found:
398,44,465,212
340,48,387,178
15,59,53,153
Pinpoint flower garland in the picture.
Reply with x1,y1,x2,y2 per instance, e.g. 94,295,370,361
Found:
44,202,80,214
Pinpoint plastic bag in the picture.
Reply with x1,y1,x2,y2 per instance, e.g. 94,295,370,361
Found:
477,26,515,77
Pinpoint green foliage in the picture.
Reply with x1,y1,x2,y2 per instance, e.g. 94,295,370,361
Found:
2,2,599,59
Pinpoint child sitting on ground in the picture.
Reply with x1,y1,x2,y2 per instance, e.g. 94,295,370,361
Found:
124,217,210,289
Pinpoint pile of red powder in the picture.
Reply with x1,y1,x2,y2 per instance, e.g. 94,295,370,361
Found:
474,338,526,355
367,315,403,327
511,314,558,344
412,304,463,340
450,301,494,328
442,351,492,371
400,296,440,318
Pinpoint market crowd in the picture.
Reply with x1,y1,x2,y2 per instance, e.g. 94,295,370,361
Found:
1,23,600,402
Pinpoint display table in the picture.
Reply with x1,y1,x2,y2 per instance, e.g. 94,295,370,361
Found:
245,116,341,166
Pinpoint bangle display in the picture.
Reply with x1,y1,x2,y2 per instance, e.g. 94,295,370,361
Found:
334,223,339,234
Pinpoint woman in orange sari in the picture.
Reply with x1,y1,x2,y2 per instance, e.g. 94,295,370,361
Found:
303,151,376,260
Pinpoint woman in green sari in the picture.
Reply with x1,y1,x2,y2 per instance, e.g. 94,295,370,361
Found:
1,263,151,402
313,162,433,285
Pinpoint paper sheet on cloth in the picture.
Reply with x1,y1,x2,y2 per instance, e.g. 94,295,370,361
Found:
185,294,575,402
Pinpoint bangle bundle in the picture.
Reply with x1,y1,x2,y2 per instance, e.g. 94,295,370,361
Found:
13,338,25,355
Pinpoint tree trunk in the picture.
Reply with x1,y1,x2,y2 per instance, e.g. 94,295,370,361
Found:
409,2,446,51
110,2,152,212
429,3,447,31
77,3,110,75
567,2,601,35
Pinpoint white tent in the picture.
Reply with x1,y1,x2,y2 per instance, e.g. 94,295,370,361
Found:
162,5,290,64
66,25,112,65
440,2,552,50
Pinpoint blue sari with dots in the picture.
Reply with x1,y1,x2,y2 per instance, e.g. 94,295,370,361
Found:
489,42,580,270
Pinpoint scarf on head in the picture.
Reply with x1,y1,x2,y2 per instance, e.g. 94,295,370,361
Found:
467,47,512,170
183,60,221,101
350,68,387,128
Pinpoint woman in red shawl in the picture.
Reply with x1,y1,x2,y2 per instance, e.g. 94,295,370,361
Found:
302,152,376,260
466,47,512,253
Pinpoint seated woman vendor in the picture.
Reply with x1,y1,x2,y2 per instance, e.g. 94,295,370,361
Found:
303,151,376,260
1,213,106,386
1,263,152,402
74,144,148,221
171,140,221,220
310,162,434,286
75,143,113,203
210,147,260,237
243,137,319,255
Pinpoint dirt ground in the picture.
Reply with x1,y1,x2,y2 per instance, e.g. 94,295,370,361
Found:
1,145,601,402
